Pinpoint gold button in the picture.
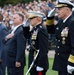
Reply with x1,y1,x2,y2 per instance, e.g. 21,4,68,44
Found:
58,40,60,42
62,41,65,44
58,53,59,55
57,46,60,48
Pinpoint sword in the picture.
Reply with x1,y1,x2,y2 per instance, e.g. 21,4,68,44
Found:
25,49,39,75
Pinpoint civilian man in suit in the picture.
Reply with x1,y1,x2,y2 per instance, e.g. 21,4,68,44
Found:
3,13,26,75
27,11,49,75
0,13,8,75
46,0,74,75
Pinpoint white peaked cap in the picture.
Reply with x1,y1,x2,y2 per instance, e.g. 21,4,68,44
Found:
56,0,74,8
28,11,45,19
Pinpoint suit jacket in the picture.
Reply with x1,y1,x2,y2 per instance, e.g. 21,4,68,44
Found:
0,23,8,61
47,15,74,72
29,24,49,72
4,25,26,68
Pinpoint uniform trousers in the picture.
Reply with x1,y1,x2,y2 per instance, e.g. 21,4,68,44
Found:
30,68,47,75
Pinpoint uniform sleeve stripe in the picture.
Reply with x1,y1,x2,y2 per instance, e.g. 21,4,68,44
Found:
46,19,54,26
68,55,74,63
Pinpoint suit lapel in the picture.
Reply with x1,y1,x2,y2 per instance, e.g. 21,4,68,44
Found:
14,25,22,34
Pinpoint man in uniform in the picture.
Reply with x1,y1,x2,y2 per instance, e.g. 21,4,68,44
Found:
28,12,49,75
46,0,74,75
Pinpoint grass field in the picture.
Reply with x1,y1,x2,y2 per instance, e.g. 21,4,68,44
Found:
24,56,58,75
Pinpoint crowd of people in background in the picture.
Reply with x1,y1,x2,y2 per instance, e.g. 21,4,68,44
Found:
0,0,73,30
0,0,56,30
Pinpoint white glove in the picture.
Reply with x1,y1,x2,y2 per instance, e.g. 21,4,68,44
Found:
67,65,74,74
48,8,56,17
36,66,44,71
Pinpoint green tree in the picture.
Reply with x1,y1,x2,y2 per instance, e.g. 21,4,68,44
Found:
0,0,56,7
0,0,6,7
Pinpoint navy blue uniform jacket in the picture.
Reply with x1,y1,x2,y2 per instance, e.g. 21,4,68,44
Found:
47,15,74,72
29,24,49,72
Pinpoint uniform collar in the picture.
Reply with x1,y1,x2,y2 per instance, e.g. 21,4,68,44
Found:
63,14,72,23
33,23,42,30
11,24,22,34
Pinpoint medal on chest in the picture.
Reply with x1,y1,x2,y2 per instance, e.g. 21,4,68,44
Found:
61,27,69,44
31,30,38,40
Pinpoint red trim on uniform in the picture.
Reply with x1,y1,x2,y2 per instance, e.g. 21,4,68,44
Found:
38,71,42,75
